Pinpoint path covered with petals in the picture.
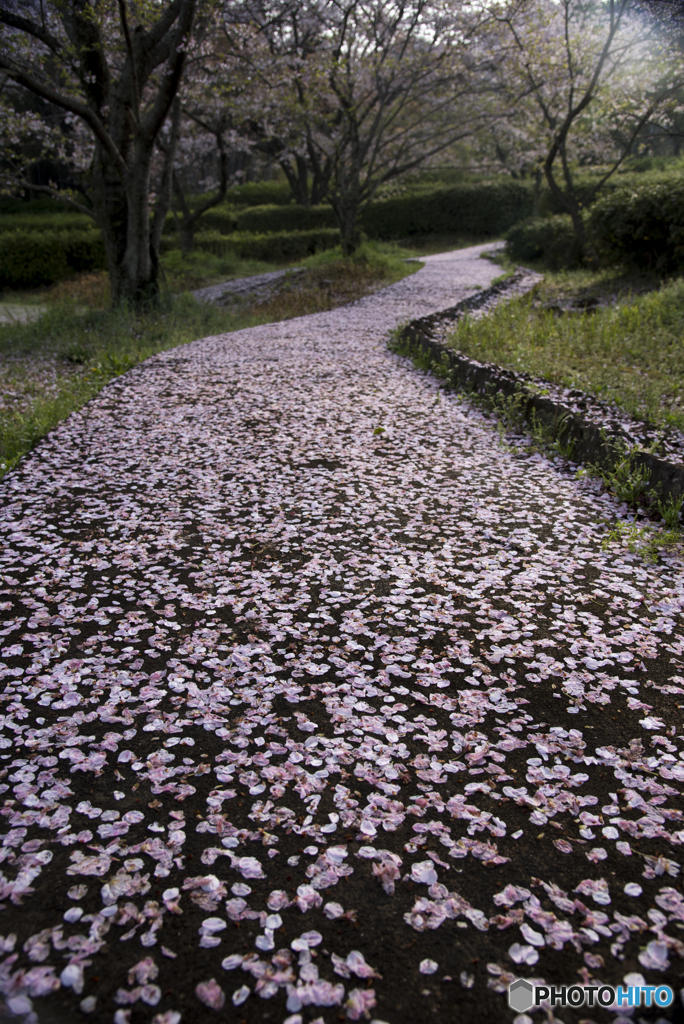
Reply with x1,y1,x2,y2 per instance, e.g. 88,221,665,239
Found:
0,245,683,1024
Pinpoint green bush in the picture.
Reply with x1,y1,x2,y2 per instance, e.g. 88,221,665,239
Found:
224,181,293,207
162,208,238,236
360,181,536,239
0,196,76,216
589,180,684,272
0,229,106,289
0,212,93,234
225,181,535,241
235,204,336,233
506,215,583,270
163,228,340,262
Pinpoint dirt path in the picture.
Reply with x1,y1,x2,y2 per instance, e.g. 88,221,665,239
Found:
0,244,683,1024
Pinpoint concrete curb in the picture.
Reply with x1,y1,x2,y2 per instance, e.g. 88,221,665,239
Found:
395,268,684,505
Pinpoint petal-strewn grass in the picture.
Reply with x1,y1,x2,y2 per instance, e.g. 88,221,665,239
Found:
446,270,684,432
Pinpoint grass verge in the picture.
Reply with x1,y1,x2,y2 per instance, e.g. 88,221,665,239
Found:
0,242,420,480
446,267,684,432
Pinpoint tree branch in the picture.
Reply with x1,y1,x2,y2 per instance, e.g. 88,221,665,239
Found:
0,58,126,177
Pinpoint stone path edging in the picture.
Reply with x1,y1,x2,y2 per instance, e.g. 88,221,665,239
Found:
397,268,684,507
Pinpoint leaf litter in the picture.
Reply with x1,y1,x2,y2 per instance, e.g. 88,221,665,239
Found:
0,245,682,1022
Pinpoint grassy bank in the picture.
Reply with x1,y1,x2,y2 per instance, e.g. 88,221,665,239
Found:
446,267,684,433
0,242,419,479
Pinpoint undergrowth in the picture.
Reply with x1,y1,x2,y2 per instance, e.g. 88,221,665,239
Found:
445,269,684,433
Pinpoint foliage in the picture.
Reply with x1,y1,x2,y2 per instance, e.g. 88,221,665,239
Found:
589,439,654,507
506,215,583,269
168,228,341,262
0,212,93,234
223,181,292,207
444,271,684,432
0,229,106,289
589,180,684,272
490,0,684,259
235,204,336,233
0,0,200,306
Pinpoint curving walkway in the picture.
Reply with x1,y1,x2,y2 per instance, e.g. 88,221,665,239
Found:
0,244,683,1024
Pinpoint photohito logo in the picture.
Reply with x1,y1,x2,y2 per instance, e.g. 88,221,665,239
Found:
508,979,674,1013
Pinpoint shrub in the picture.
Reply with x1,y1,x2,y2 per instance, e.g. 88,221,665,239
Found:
589,180,684,272
235,204,335,233
224,181,293,206
506,215,583,269
222,181,536,242
0,229,106,289
360,181,536,239
162,228,340,262
0,212,93,234
162,208,238,237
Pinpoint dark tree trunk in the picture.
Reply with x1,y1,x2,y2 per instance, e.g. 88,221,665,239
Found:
544,147,599,265
171,115,230,253
330,193,361,256
280,154,311,205
0,0,197,310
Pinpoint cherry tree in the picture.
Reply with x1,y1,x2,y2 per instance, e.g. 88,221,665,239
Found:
492,0,684,258
0,0,204,306
229,0,505,252
219,4,335,206
318,0,505,254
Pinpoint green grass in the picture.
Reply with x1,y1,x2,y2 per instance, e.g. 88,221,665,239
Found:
0,242,420,479
159,248,274,291
446,268,684,432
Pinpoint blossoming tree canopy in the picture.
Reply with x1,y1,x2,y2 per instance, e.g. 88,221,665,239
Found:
0,0,201,307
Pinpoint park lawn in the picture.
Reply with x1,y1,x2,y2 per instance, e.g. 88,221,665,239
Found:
446,266,684,433
0,242,420,479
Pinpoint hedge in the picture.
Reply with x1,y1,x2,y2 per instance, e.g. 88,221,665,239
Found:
0,212,93,234
359,181,536,239
506,215,583,270
161,227,341,262
235,203,335,233
224,181,292,207
162,209,238,236
589,180,684,272
229,181,537,240
0,229,106,289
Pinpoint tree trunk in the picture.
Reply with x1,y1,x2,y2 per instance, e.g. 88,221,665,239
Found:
331,195,360,256
543,153,599,266
171,119,230,253
532,166,542,219
172,173,196,253
280,155,310,205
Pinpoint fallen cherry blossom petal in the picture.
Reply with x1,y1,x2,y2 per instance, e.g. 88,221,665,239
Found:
195,979,225,1010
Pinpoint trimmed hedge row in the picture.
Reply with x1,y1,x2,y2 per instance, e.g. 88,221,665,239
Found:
162,209,238,235
226,181,537,239
161,227,340,262
360,181,536,239
235,203,335,233
0,212,93,234
0,229,106,289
